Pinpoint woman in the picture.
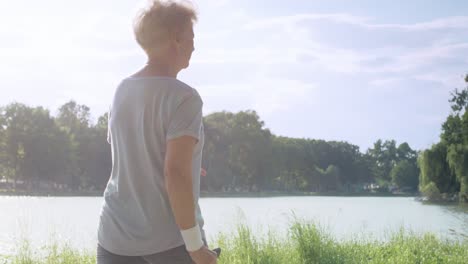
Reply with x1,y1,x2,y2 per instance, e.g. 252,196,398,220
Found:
97,1,217,263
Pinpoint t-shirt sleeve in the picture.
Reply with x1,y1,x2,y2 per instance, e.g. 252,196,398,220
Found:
166,92,203,142
107,109,111,144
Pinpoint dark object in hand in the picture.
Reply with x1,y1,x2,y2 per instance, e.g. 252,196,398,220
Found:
213,248,221,258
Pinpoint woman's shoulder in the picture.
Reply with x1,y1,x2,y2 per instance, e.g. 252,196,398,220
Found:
166,79,201,100
117,76,201,105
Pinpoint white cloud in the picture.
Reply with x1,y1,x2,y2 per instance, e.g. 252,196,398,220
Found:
243,13,369,30
197,77,316,117
414,72,467,90
195,11,468,77
369,77,404,87
244,13,468,32
366,16,468,31
361,42,468,74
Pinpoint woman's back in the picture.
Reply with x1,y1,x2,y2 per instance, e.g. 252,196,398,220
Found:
98,76,205,256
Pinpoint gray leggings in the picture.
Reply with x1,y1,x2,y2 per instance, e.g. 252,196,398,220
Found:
97,244,196,264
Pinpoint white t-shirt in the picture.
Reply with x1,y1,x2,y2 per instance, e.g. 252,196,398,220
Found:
98,76,205,256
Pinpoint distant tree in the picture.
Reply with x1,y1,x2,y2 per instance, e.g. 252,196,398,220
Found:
20,107,57,188
396,142,418,162
56,101,91,134
438,75,468,201
418,143,458,194
367,139,398,182
228,110,272,190
323,165,341,191
85,113,112,189
391,160,419,190
441,115,463,145
449,86,468,115
2,103,31,187
56,100,92,190
0,107,6,178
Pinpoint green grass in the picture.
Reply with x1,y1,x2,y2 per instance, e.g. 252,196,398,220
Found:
216,222,467,264
2,221,467,264
0,237,95,264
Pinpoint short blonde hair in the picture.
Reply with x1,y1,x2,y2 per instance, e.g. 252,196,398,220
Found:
133,0,197,56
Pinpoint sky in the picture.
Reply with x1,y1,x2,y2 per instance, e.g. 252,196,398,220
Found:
1,0,468,151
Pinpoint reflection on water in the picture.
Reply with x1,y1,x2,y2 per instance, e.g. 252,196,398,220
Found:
437,203,468,239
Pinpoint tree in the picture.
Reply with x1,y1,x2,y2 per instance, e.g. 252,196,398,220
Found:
397,142,417,162
20,107,57,188
202,111,276,192
56,100,92,190
227,111,268,190
418,143,458,194
0,107,6,178
273,137,309,191
438,75,468,201
446,144,468,201
449,86,468,114
367,139,398,183
391,160,419,190
2,103,31,187
56,101,91,134
85,113,112,189
47,121,74,188
0,109,8,181
0,104,73,190
441,115,463,145
420,182,441,201
320,165,341,191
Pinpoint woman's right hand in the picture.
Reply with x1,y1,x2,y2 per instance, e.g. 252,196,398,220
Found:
189,246,218,264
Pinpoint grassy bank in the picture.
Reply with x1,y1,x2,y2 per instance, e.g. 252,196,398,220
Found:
1,221,466,264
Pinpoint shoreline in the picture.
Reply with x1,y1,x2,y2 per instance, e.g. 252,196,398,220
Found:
0,188,417,198
3,188,463,203
200,191,417,198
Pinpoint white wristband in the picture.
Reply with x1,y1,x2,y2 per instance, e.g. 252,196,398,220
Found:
180,225,204,252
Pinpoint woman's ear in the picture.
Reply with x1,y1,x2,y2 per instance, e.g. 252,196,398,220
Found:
173,32,183,50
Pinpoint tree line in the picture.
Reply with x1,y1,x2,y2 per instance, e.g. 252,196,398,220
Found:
4,74,468,202
202,111,419,193
0,101,111,191
0,101,422,195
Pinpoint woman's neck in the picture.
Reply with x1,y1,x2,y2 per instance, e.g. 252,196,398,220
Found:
132,58,180,78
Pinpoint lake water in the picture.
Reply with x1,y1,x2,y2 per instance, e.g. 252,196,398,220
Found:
0,196,467,255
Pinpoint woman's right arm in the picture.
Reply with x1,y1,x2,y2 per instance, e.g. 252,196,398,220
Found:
164,135,198,231
165,136,217,264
